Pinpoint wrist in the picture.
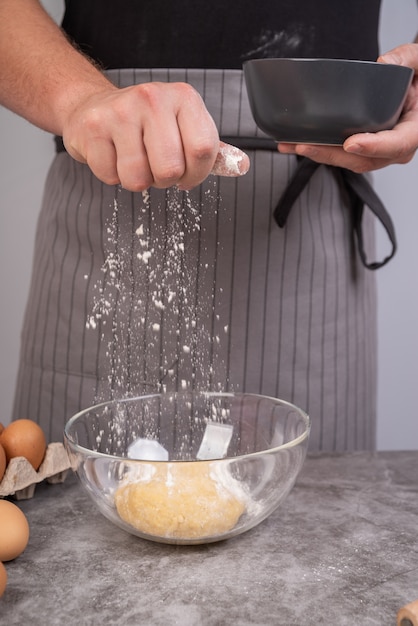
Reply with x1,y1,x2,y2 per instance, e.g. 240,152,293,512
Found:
55,80,118,137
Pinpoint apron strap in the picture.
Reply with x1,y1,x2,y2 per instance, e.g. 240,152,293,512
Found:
273,155,397,270
273,157,321,227
336,167,397,270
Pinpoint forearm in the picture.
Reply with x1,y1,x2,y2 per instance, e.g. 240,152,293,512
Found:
0,0,249,189
0,0,116,135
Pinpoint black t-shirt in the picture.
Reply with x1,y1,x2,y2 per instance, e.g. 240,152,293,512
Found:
62,0,382,70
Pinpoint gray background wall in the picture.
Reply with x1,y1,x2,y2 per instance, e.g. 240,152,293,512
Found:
0,0,417,448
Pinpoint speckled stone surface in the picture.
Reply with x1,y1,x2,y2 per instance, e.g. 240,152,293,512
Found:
2,452,418,625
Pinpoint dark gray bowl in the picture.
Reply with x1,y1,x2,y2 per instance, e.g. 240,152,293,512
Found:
243,58,413,145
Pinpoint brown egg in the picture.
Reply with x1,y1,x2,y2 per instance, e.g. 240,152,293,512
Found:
0,419,46,471
0,500,30,561
0,443,5,482
0,422,4,435
0,562,7,597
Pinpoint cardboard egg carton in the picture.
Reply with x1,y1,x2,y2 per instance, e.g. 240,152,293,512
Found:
0,442,71,500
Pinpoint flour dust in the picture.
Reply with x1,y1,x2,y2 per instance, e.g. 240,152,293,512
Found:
86,184,231,402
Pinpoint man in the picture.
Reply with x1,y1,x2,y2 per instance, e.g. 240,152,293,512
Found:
1,1,417,448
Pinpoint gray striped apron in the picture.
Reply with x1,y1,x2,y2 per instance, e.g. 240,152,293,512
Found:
12,68,377,451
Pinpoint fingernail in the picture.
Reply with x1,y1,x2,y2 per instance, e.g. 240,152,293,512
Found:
300,146,318,158
379,53,400,65
344,142,363,154
277,143,296,154
211,144,250,177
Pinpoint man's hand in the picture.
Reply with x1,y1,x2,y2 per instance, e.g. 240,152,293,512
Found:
278,43,418,173
63,81,250,191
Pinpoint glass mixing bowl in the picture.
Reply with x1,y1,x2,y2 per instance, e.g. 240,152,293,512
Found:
64,392,310,545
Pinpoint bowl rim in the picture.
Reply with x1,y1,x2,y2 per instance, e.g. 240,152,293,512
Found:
243,57,413,73
63,391,311,463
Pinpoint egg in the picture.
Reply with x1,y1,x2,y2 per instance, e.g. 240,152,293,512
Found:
0,419,46,470
0,562,7,597
0,443,5,482
0,500,30,561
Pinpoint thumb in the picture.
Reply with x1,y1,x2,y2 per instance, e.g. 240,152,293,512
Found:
379,42,418,70
210,142,250,177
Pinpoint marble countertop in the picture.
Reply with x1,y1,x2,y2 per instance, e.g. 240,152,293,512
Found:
2,451,418,625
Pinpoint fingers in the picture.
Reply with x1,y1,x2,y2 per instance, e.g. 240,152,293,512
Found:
277,142,387,173
140,87,249,188
344,123,418,164
378,43,418,70
210,142,250,177
278,112,418,172
127,82,214,190
63,82,250,192
278,139,413,173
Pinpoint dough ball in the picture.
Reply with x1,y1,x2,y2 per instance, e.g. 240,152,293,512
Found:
114,462,246,540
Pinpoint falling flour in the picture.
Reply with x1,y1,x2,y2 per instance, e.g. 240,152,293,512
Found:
85,184,232,400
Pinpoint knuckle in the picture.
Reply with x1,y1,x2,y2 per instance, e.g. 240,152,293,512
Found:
135,81,202,110
119,171,153,192
83,107,104,134
189,140,217,164
86,156,120,186
351,162,370,174
119,167,154,192
398,152,414,165
104,176,121,186
173,81,200,101
154,163,185,186
97,171,120,186
123,180,150,192
135,82,156,101
134,82,166,110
